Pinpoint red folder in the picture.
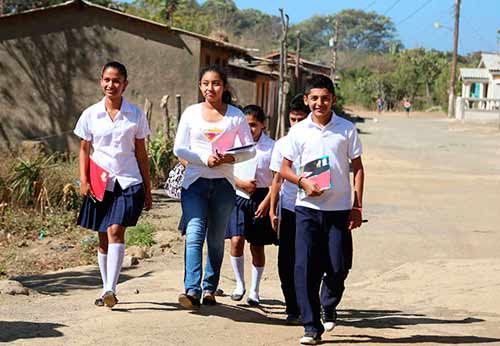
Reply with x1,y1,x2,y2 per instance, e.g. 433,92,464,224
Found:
89,158,110,202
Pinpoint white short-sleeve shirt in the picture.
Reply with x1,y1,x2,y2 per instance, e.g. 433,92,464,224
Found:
73,97,151,191
173,103,254,189
269,135,300,212
254,132,275,188
282,112,362,211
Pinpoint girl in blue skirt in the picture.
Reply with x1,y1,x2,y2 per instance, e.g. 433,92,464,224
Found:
74,61,152,308
225,105,276,305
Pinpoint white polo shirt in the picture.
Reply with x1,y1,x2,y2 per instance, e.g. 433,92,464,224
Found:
254,132,275,188
73,97,150,191
269,135,300,212
174,103,254,189
282,112,362,211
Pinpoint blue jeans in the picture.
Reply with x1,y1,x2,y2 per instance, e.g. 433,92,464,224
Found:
181,178,236,298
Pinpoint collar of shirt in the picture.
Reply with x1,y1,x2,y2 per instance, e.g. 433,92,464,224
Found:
96,97,134,120
304,111,338,131
255,131,273,149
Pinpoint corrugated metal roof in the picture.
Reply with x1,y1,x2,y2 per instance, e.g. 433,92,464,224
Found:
479,53,500,71
459,68,490,80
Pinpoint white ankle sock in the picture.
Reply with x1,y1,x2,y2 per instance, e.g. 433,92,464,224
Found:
249,265,264,301
105,243,125,293
230,255,245,294
97,251,107,297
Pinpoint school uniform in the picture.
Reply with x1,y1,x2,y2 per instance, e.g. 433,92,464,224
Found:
269,135,300,316
74,97,150,232
225,132,276,246
282,111,362,336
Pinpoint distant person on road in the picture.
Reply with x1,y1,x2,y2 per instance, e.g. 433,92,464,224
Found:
376,96,384,115
403,97,412,117
280,75,365,345
74,61,152,308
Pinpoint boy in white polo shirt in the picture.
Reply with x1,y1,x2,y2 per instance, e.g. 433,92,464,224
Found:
280,75,364,345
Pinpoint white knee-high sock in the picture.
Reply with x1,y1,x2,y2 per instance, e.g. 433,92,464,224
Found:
249,265,264,301
105,243,125,293
97,251,107,297
230,255,245,294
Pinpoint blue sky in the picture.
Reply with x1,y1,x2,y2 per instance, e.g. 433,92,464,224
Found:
209,0,500,54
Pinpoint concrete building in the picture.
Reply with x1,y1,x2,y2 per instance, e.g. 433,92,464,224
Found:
0,0,250,151
457,53,500,121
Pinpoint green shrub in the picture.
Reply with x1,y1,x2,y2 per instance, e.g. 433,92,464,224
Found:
148,129,175,188
126,223,155,247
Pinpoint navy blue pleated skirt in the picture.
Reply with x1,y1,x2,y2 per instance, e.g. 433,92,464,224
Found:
225,188,278,246
77,182,145,232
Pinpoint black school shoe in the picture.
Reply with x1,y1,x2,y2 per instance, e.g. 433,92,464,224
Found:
299,332,322,345
178,293,201,310
202,293,217,306
321,307,337,332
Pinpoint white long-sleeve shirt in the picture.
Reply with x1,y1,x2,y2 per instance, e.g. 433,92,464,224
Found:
174,103,255,189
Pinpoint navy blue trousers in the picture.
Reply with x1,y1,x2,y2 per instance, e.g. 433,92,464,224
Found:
295,206,352,335
278,208,299,316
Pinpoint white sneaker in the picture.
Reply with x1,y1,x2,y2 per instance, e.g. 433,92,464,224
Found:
323,321,336,332
299,332,322,345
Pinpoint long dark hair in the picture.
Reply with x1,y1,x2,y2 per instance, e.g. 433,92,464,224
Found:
199,64,233,104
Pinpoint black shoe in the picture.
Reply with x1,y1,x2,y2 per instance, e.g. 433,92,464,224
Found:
230,289,246,301
94,298,104,307
178,293,201,310
321,307,337,332
247,297,260,306
299,332,322,345
202,293,217,306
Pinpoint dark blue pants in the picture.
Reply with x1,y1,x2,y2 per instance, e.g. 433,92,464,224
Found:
278,208,299,316
295,206,352,335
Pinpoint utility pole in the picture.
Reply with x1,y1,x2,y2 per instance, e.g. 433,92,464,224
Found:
330,17,339,81
295,31,301,94
277,8,289,139
448,0,461,118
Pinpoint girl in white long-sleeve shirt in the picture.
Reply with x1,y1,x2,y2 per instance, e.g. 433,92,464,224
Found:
173,65,255,309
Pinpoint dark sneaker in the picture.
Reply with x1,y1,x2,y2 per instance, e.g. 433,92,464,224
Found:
102,291,118,308
321,307,337,332
202,293,217,306
214,288,224,296
285,314,301,325
299,332,322,345
178,293,201,310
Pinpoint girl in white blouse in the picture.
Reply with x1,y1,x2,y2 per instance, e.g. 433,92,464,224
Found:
173,65,255,309
225,105,276,306
74,61,152,308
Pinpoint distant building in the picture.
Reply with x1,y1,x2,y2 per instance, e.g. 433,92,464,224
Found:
458,52,500,121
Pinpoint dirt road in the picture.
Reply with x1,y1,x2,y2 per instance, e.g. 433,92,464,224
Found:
1,112,500,345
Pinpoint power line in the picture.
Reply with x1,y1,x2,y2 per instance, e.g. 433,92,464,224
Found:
383,0,401,16
397,0,434,26
363,0,376,11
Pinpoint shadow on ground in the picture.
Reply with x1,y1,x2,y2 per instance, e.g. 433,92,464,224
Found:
0,321,66,343
319,309,500,344
15,268,153,295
